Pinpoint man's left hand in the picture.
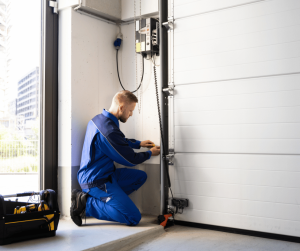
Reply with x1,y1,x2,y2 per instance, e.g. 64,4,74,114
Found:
140,140,155,148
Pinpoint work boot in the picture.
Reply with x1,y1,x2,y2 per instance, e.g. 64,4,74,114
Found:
70,189,88,226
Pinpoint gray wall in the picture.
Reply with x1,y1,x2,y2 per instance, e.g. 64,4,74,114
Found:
127,164,160,216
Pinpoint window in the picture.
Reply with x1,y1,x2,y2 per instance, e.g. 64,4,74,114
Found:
0,0,58,197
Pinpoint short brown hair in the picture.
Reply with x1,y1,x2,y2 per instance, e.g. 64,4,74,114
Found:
115,90,138,104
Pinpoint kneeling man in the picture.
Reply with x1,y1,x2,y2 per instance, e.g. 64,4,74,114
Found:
71,90,160,226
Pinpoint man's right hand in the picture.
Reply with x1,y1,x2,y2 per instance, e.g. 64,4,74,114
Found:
150,146,161,156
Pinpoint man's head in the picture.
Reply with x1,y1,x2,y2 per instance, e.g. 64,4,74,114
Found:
108,90,138,123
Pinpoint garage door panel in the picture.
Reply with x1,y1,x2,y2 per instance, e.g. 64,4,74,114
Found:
176,192,300,211
174,0,278,18
175,41,300,74
176,139,300,154
174,179,240,198
174,1,300,84
175,107,300,126
171,0,300,236
172,194,300,222
175,124,300,140
174,74,300,99
174,167,300,188
175,57,300,85
175,25,300,60
173,180,300,206
174,209,300,237
175,4,300,45
174,90,300,113
174,0,259,9
174,153,300,172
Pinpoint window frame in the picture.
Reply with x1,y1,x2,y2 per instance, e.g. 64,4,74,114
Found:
40,0,58,191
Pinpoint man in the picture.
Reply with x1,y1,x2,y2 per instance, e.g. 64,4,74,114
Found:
71,90,161,226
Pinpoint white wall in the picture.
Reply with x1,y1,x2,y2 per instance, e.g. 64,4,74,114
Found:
58,0,158,21
71,11,120,167
117,22,162,163
171,0,300,237
117,23,162,215
82,0,122,20
121,0,158,21
58,7,121,217
58,7,72,217
58,8,161,216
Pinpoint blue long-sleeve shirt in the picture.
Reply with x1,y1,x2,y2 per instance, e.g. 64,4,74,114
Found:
78,109,152,189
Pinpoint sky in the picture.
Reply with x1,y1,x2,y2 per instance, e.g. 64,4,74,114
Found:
7,0,41,100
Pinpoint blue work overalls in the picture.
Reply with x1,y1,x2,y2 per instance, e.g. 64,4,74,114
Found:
78,109,152,226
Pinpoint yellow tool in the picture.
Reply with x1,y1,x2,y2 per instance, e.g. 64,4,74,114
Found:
14,204,36,214
38,200,55,231
14,206,22,214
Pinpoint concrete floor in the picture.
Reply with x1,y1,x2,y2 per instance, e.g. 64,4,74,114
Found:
1,216,163,251
133,225,300,251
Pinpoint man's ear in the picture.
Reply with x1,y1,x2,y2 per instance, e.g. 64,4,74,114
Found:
119,104,124,112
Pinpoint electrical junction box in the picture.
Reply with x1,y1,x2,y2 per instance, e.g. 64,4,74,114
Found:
136,18,159,56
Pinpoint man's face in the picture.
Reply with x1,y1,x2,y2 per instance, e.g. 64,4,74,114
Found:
119,102,136,123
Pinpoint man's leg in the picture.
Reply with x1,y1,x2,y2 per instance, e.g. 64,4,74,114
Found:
112,168,147,195
85,175,143,226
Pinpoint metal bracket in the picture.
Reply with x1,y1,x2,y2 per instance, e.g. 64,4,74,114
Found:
49,1,58,14
163,84,174,96
164,149,175,165
162,18,174,31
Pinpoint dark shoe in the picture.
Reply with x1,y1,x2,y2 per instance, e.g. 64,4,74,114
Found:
70,189,88,226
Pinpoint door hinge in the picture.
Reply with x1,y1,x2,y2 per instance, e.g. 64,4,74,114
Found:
163,84,174,96
164,149,175,165
49,1,58,14
162,18,174,31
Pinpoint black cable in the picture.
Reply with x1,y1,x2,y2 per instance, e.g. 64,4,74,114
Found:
117,49,173,199
153,62,172,191
169,187,174,198
116,49,144,93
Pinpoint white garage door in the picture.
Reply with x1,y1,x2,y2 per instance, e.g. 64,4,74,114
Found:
170,0,300,237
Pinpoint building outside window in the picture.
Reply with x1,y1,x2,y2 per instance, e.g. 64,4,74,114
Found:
0,0,41,195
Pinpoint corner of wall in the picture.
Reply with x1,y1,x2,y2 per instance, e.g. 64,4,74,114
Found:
58,7,73,218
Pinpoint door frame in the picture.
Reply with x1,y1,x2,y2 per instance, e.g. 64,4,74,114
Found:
40,0,58,191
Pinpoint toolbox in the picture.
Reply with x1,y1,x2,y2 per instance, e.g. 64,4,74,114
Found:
0,189,60,245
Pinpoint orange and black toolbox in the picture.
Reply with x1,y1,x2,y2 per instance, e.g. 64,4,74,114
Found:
0,189,60,245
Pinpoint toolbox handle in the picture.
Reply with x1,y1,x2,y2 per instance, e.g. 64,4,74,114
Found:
3,192,40,198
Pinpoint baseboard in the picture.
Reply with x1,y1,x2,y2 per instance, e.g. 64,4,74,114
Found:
175,220,300,243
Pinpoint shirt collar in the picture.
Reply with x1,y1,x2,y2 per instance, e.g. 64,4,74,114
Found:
102,109,119,128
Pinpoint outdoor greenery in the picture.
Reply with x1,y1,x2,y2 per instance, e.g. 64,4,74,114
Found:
0,119,39,173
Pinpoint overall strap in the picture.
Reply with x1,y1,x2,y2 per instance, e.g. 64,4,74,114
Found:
80,176,112,190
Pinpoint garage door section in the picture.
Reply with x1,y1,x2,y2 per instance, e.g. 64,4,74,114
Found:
171,0,300,237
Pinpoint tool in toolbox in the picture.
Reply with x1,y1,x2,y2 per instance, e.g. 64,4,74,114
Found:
14,204,37,214
0,189,60,245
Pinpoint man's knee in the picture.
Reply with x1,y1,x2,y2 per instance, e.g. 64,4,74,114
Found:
135,169,147,184
129,208,141,226
139,170,147,184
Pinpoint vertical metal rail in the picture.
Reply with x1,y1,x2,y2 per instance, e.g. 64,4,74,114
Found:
167,0,175,159
41,0,59,191
159,0,169,215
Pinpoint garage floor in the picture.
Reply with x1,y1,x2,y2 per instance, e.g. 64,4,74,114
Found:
0,215,164,251
133,225,300,251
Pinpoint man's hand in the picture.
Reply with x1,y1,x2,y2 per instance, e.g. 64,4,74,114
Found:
140,140,155,148
150,146,161,156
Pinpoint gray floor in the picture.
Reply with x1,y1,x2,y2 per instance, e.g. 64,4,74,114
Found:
1,216,161,251
132,225,300,251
